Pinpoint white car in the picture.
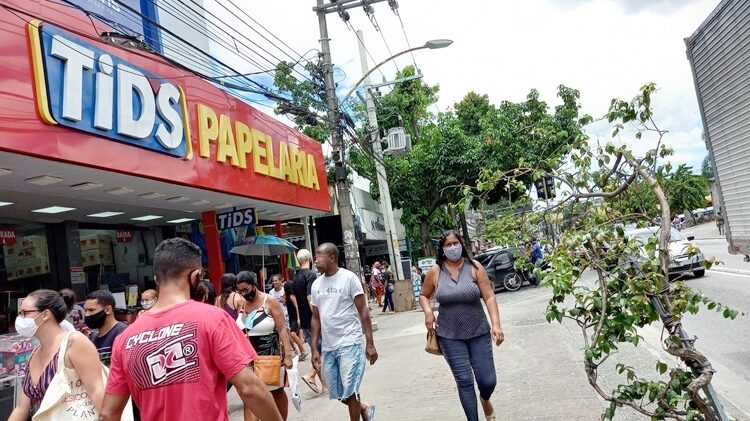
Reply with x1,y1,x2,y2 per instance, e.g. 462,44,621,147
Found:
627,227,706,278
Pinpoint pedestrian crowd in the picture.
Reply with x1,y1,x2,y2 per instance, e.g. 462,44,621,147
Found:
8,237,381,421
9,229,504,421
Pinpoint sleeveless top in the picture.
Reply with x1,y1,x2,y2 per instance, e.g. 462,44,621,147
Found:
245,294,280,356
435,260,490,340
23,347,60,414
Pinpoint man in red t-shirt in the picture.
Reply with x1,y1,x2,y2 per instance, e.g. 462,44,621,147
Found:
99,238,281,421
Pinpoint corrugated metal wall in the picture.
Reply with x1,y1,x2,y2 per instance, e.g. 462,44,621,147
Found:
687,0,750,254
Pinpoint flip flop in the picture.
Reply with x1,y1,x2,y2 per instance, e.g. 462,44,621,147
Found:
299,352,308,362
367,402,376,421
301,376,320,394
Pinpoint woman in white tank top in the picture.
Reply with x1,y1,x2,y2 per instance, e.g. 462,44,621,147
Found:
236,271,294,420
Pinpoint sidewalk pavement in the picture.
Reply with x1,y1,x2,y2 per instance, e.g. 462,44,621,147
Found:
682,221,724,240
229,288,620,420
228,284,748,420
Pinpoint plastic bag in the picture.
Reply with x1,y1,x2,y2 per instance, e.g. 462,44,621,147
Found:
287,355,301,412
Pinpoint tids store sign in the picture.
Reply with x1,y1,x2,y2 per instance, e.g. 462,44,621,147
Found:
27,21,322,191
29,22,189,158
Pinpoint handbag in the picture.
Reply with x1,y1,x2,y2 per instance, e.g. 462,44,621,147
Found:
425,273,442,355
425,331,442,356
253,355,284,386
33,333,133,421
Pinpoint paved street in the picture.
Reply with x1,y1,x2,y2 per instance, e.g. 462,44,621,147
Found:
675,222,750,417
228,259,750,420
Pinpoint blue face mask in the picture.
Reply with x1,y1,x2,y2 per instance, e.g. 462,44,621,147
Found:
443,244,463,262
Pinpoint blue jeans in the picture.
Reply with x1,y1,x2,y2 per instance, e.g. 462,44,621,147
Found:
439,332,497,421
382,287,395,312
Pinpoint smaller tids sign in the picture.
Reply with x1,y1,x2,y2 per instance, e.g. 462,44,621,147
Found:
216,208,257,231
29,22,190,158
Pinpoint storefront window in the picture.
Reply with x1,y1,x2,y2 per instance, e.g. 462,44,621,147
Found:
0,221,50,332
78,228,158,294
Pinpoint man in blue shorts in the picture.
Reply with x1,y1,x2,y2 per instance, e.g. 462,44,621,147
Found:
310,243,378,421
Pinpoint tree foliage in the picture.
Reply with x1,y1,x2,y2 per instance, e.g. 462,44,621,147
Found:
477,83,741,421
701,155,713,180
666,164,708,216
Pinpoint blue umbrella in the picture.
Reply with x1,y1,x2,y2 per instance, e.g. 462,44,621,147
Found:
229,235,298,256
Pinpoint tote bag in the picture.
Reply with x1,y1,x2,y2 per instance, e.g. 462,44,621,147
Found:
33,332,133,421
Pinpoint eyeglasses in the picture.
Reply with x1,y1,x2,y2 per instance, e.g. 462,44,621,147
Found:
237,287,254,294
18,309,41,317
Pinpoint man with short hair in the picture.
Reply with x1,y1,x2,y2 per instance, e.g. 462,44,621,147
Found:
311,243,378,421
99,238,281,421
293,249,328,394
85,289,128,366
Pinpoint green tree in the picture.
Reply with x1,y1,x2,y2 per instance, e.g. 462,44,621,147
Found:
701,155,713,180
273,61,329,143
478,84,738,420
666,164,708,215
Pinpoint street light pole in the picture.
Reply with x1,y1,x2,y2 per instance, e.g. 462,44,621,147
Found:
316,0,361,275
356,30,403,280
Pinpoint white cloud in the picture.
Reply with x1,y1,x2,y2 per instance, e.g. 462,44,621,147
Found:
215,0,719,170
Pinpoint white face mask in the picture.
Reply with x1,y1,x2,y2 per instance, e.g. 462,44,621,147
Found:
141,300,154,310
15,313,43,338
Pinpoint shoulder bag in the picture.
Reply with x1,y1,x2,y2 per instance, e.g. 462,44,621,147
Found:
425,273,442,356
33,332,133,421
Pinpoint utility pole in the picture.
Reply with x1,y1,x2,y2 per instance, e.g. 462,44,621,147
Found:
316,0,361,276
356,30,403,280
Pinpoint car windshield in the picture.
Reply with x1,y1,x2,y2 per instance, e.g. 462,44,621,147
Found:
632,229,686,245
475,253,494,266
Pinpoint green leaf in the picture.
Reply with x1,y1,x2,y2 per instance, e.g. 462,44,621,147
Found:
656,361,668,375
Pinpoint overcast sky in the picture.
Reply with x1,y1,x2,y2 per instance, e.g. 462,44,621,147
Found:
212,0,722,172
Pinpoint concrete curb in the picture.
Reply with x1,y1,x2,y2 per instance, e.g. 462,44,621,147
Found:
708,266,750,276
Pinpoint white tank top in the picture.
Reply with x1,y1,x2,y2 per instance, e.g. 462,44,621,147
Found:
245,294,276,336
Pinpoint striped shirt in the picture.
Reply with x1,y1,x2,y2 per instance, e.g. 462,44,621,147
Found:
23,349,59,414
435,260,490,340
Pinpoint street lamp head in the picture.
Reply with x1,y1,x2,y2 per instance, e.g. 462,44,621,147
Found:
424,39,453,49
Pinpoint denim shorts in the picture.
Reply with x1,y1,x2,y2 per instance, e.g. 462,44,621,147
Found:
321,343,366,400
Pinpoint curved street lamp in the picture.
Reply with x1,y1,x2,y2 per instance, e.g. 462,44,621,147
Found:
342,39,453,102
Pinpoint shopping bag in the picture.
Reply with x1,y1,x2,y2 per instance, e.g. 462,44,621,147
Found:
33,333,133,421
287,355,301,412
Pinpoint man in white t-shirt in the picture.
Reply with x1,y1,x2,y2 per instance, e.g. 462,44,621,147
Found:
311,243,378,421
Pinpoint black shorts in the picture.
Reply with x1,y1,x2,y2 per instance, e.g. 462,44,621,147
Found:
289,318,299,332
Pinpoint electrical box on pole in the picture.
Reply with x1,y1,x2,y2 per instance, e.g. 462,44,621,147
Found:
384,127,411,156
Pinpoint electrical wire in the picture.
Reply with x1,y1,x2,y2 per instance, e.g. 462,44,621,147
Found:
162,0,320,90
348,21,387,82
370,14,399,75
393,7,418,69
222,0,306,63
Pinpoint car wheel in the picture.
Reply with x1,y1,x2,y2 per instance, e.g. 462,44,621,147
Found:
693,269,705,278
503,273,523,292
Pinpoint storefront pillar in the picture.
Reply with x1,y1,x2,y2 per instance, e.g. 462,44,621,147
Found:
275,220,288,281
201,211,224,291
47,221,83,293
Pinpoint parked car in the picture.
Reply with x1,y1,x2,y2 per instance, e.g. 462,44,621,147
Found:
626,227,706,278
475,247,531,292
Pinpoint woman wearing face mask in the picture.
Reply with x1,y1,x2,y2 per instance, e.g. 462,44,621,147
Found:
138,289,158,316
215,273,243,319
419,230,505,421
236,271,294,421
9,289,106,420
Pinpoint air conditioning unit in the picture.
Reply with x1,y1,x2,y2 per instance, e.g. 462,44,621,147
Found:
385,127,411,157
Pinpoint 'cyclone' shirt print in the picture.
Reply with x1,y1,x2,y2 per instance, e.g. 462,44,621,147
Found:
123,321,200,390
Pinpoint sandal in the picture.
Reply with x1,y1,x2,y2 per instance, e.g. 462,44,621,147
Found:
298,352,308,362
367,402,376,421
485,414,495,421
301,376,320,394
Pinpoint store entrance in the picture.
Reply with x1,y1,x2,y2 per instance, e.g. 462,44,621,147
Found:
77,227,160,297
